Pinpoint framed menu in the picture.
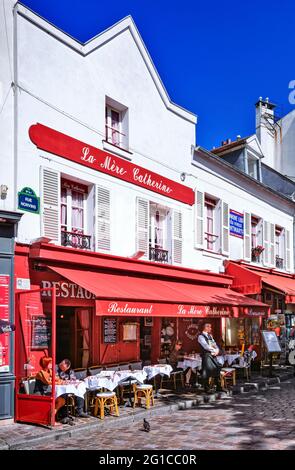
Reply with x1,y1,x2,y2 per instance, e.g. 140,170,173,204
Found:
31,315,51,349
261,330,282,353
103,318,117,344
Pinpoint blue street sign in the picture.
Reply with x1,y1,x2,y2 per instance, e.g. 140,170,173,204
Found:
229,210,244,238
18,187,40,214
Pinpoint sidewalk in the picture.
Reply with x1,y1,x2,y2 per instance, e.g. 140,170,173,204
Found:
0,367,293,450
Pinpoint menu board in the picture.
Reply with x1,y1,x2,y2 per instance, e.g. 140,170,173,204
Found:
0,275,10,372
31,315,52,349
261,330,282,353
103,318,117,344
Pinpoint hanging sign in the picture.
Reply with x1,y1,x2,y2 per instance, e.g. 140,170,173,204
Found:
29,123,195,206
229,210,244,238
103,318,117,344
18,187,40,214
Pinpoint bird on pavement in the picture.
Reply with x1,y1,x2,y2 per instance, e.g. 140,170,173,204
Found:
143,418,150,432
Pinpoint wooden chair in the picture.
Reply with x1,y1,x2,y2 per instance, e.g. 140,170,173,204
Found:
220,368,236,389
160,369,184,390
133,384,154,409
88,365,103,376
93,391,119,419
129,361,142,371
22,376,36,395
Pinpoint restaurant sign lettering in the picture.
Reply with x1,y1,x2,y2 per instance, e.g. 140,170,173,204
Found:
41,281,95,299
96,301,233,317
29,123,194,206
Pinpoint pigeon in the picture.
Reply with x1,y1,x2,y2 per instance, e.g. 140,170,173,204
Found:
143,418,150,432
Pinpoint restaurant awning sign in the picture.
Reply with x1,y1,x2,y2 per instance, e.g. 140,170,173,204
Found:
18,187,40,214
229,210,244,238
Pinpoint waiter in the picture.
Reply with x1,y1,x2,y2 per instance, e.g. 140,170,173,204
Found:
198,322,225,393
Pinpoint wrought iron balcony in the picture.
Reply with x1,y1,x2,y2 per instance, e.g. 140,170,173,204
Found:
61,230,91,250
149,246,169,263
275,256,284,269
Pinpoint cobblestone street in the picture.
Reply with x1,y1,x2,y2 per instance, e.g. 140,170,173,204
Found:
17,378,295,450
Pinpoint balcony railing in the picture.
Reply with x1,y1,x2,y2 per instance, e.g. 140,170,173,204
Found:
251,246,264,263
149,246,169,263
61,230,91,250
275,256,284,269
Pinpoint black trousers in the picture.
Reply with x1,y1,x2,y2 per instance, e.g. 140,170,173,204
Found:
58,394,85,418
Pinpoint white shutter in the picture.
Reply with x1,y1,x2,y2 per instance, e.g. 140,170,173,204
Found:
243,212,251,261
136,198,149,259
263,220,269,266
269,223,275,267
285,229,291,272
221,201,230,256
40,167,60,243
195,190,204,249
172,210,183,264
95,185,110,252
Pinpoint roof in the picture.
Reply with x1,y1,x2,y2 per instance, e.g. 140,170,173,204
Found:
17,3,197,124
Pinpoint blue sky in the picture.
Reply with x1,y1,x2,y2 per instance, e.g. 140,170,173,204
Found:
21,0,295,149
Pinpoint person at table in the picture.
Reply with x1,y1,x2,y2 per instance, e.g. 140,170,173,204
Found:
34,356,66,419
198,323,225,393
55,358,89,418
167,340,193,388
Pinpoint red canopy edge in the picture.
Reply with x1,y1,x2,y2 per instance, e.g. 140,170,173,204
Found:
46,265,269,317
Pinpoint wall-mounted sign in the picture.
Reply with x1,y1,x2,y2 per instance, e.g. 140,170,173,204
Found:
18,187,40,214
29,123,195,206
0,275,10,372
16,278,31,290
103,318,117,344
229,210,244,238
31,315,52,349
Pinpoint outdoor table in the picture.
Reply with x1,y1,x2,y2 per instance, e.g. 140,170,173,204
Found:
223,353,240,366
55,380,87,400
177,355,202,370
143,364,173,380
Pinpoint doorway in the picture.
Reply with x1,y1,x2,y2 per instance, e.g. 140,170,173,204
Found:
56,307,91,368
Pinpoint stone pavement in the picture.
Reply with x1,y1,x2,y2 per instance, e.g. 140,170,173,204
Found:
1,367,294,450
16,378,295,450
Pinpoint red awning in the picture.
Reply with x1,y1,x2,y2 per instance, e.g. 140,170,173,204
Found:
47,265,269,317
226,262,295,303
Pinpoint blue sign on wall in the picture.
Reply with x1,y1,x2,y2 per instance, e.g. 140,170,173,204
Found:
18,187,40,214
229,210,244,238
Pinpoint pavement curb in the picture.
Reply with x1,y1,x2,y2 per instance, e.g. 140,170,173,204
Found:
3,371,294,449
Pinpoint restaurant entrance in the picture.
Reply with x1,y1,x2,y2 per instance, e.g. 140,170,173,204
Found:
56,307,91,369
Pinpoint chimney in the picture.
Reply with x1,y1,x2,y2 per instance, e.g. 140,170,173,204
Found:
255,97,277,168
221,138,231,146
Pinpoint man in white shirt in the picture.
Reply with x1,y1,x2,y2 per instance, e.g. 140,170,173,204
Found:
198,322,225,393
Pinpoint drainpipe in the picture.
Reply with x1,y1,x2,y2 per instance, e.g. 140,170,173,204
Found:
12,2,18,211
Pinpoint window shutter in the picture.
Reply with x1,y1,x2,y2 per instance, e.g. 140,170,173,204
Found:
136,198,149,259
285,229,291,272
269,223,275,267
243,212,251,261
195,190,204,249
40,167,60,243
263,220,269,266
95,185,111,252
172,210,183,264
221,201,229,256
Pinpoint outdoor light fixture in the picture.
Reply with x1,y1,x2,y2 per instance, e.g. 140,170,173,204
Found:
0,184,8,199
180,172,198,182
180,172,186,182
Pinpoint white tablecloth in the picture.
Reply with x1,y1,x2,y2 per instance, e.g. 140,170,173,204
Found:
143,364,173,380
55,381,87,399
85,370,147,392
177,355,202,370
224,354,240,365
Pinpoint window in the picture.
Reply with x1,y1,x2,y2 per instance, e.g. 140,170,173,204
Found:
247,156,258,179
204,197,219,252
251,216,263,263
149,203,169,263
275,226,284,269
105,98,128,150
60,179,91,250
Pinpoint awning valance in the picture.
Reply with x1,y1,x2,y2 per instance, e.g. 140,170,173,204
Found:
47,265,269,318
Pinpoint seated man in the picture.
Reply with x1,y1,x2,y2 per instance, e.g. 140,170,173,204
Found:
56,358,89,419
167,340,193,387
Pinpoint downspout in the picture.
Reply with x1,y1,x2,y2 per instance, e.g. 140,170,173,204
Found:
12,1,18,212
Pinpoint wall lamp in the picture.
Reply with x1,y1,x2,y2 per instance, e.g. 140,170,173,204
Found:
0,185,8,199
180,172,198,182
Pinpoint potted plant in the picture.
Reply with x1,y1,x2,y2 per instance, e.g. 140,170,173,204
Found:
252,245,264,257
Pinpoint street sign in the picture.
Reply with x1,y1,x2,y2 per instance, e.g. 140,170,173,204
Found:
18,187,40,214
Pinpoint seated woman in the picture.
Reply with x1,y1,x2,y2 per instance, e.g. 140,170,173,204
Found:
35,356,65,421
167,340,193,388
